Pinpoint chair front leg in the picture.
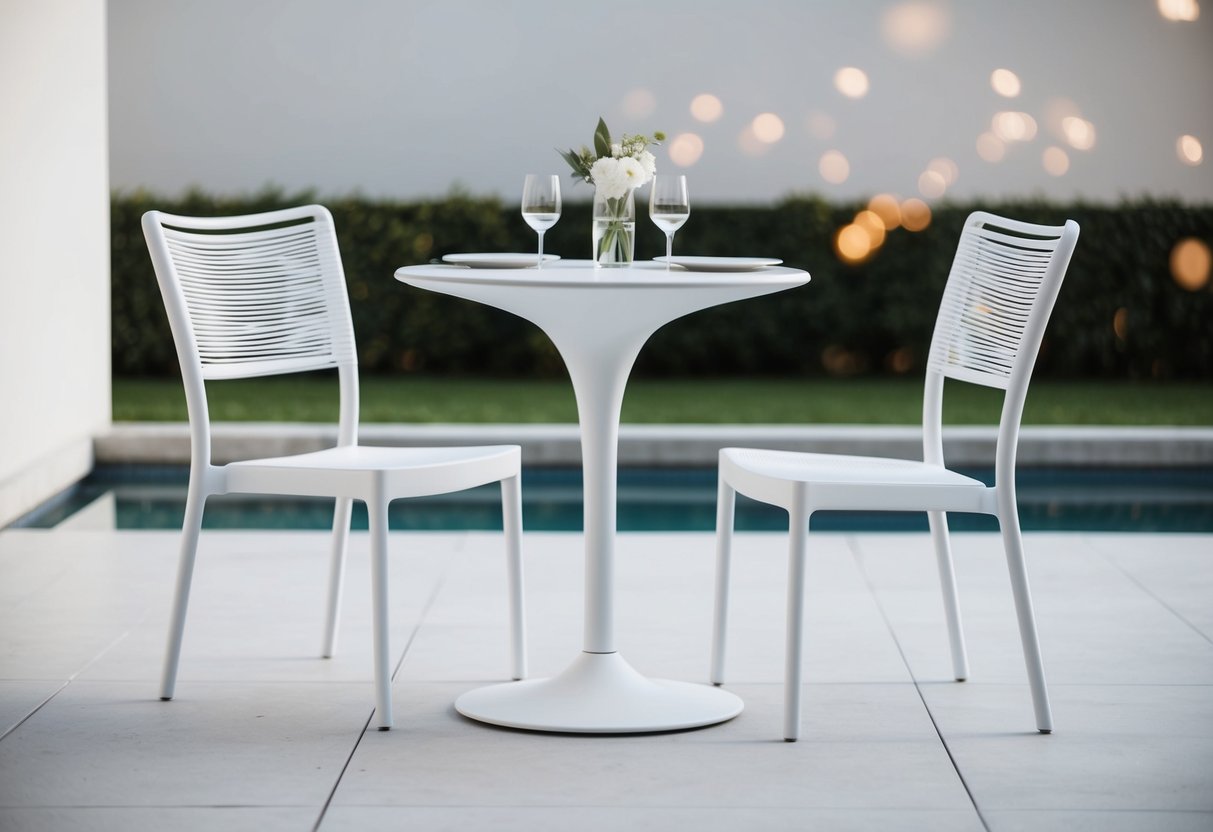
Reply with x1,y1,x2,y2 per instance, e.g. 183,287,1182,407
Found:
160,485,208,701
927,510,970,681
501,474,527,681
322,496,353,658
367,498,393,730
710,477,736,686
783,490,810,742
998,503,1053,733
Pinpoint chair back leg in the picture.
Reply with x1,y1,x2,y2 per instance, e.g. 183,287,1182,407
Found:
783,493,810,741
501,475,527,681
710,478,736,686
322,497,354,658
927,511,970,681
160,487,208,700
998,503,1054,733
367,498,393,730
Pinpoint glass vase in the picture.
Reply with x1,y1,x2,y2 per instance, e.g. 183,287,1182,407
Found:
591,187,636,267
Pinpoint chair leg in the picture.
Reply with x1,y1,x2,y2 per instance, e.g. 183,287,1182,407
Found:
928,510,970,681
501,474,527,681
160,485,207,701
999,509,1053,733
710,477,736,686
367,498,393,730
322,497,353,658
783,494,810,742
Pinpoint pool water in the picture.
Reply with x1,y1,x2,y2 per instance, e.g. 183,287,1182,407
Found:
17,465,1213,533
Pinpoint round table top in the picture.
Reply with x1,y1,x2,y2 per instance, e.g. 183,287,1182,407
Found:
396,259,809,290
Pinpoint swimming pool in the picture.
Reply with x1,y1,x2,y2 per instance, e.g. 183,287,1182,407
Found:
16,465,1213,532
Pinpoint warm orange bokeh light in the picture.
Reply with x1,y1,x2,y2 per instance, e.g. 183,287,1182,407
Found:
1170,237,1212,290
918,169,947,199
993,111,1038,142
819,150,850,184
900,198,932,231
835,224,874,263
1178,134,1204,165
1158,0,1200,21
668,133,705,167
881,1,952,57
690,93,723,123
834,67,870,99
854,210,887,248
990,68,1022,97
752,112,786,143
1112,308,1129,341
1043,146,1070,176
976,132,1006,162
867,194,902,229
1062,116,1096,150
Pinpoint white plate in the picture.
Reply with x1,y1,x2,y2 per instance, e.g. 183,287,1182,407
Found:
653,256,782,272
443,253,560,269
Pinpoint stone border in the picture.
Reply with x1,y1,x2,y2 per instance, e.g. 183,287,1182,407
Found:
95,423,1213,468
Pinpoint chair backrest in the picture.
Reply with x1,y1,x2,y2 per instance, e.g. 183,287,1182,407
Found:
922,212,1079,473
142,205,360,462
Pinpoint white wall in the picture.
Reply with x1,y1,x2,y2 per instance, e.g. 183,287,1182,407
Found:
0,0,110,526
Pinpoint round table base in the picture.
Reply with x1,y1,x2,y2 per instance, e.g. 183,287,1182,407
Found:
455,651,744,734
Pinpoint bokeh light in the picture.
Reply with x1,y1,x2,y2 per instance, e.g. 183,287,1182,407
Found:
819,150,850,184
1043,146,1070,176
1178,134,1204,165
834,67,870,99
867,194,902,229
1158,0,1200,21
881,1,952,57
668,133,705,167
752,112,786,143
835,223,874,263
928,157,959,185
1170,237,1212,290
990,68,1022,97
900,198,932,231
805,110,837,140
737,126,769,157
993,111,1038,142
918,169,947,198
690,93,723,123
621,88,656,119
1062,116,1096,150
976,132,1006,162
853,210,887,248
1113,308,1129,341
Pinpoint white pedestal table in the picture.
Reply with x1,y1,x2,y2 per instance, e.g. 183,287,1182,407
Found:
395,260,810,733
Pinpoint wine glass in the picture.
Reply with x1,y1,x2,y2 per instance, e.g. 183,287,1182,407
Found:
649,174,690,268
521,174,561,267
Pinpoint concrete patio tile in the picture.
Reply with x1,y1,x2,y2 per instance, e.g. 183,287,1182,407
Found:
0,680,64,738
853,533,1213,686
982,809,1213,832
919,682,1213,813
1088,534,1213,642
330,681,973,812
0,680,364,809
0,807,319,832
320,805,984,832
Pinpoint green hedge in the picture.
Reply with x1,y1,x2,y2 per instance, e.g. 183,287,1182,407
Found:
111,189,1213,380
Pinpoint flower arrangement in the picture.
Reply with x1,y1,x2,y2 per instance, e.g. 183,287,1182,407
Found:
559,118,665,266
559,117,665,198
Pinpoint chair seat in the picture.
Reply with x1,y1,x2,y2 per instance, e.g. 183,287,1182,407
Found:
226,444,521,501
720,447,992,513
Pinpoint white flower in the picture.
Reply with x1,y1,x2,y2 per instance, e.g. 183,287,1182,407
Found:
637,150,657,182
590,157,631,199
610,143,623,158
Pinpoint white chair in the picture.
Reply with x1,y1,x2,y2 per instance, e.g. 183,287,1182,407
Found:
711,211,1079,741
143,205,526,730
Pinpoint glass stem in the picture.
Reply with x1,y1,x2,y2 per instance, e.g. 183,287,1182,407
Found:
537,231,545,268
665,232,673,268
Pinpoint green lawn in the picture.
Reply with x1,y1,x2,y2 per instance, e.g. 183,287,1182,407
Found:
112,376,1213,426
